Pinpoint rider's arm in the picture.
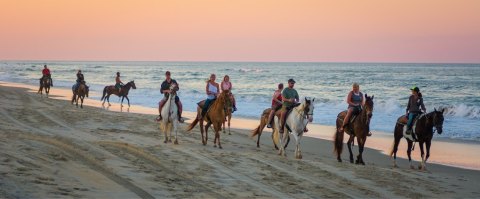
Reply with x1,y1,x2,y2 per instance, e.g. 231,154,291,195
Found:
420,98,426,112
272,92,282,104
346,91,354,106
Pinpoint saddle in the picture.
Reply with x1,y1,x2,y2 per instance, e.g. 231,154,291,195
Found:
338,110,361,135
398,114,424,141
197,99,216,114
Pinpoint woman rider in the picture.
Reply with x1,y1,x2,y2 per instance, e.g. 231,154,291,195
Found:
221,75,237,112
405,86,426,135
266,83,284,128
200,74,219,119
339,83,365,133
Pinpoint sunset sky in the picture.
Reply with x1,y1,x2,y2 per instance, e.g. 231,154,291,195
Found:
1,0,479,63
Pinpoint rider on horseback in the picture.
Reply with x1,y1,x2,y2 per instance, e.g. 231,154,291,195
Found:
40,65,53,86
221,75,237,112
405,86,426,136
115,72,124,94
156,71,184,123
339,83,369,135
73,70,84,91
200,74,219,119
267,83,284,128
279,79,299,134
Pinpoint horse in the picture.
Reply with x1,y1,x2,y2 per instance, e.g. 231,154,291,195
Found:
100,81,136,107
159,83,180,144
187,92,230,149
71,82,89,108
274,97,315,159
223,91,233,135
334,94,374,164
37,77,51,97
389,108,444,170
250,108,290,149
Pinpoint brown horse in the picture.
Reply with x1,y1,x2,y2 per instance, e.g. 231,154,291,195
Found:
250,108,290,149
37,77,50,97
390,109,444,170
71,82,89,108
334,94,374,164
223,91,233,135
187,92,230,148
100,81,136,107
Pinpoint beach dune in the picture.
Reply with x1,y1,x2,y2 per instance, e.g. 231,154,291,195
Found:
1,82,480,198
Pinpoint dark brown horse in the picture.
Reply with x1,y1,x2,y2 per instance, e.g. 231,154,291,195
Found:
334,94,374,164
37,77,51,97
100,81,136,107
390,109,444,170
187,92,230,148
71,82,89,108
250,108,290,149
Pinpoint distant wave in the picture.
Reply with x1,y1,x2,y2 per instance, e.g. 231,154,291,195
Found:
441,104,480,119
237,68,265,73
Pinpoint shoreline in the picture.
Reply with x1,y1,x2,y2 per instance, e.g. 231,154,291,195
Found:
1,80,480,171
1,81,480,198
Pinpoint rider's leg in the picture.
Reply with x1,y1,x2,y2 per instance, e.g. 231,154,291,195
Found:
175,96,184,123
266,104,278,128
279,106,287,134
406,112,416,134
201,99,212,119
231,94,237,111
340,108,353,132
156,98,167,121
49,75,53,86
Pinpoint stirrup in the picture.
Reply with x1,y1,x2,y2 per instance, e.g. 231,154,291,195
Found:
178,117,184,123
155,115,162,122
367,132,372,136
266,123,272,128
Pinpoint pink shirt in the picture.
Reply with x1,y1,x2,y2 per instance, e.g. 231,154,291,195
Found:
221,81,232,91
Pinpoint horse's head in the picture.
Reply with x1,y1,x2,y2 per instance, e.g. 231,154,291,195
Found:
129,81,137,89
169,83,178,95
364,94,374,123
432,108,445,134
304,97,315,122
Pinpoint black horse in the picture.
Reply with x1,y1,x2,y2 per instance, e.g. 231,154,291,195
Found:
390,108,444,170
101,81,137,107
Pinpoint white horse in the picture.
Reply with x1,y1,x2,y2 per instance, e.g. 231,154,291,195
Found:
274,97,314,159
159,83,180,144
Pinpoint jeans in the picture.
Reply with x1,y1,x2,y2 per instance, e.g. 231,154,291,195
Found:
407,112,418,130
201,98,215,116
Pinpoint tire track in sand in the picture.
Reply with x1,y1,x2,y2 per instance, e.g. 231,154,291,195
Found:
0,109,155,199
98,141,228,198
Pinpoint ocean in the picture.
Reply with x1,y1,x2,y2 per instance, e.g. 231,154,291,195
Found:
1,61,479,142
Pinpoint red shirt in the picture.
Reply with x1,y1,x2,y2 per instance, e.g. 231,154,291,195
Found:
272,91,283,106
42,68,50,75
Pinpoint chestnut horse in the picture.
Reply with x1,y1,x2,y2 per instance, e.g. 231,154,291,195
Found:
390,109,444,170
71,82,89,108
187,92,230,148
334,94,374,164
250,108,290,149
37,77,50,97
100,81,136,107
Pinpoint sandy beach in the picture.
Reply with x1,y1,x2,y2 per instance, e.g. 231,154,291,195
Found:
1,82,480,198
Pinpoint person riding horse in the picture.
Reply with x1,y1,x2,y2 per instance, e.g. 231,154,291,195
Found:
339,83,371,136
279,79,300,135
73,70,85,91
200,74,220,119
156,71,184,123
40,65,53,86
405,86,426,139
221,75,237,112
115,72,124,93
267,83,284,128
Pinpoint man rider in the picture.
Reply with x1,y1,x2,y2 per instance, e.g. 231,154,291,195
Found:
279,79,299,134
40,65,53,86
156,71,184,123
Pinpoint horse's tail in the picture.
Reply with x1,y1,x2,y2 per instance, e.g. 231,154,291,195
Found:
100,86,107,101
334,128,344,157
251,115,267,137
186,117,199,132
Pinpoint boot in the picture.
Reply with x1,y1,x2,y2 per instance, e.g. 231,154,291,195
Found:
155,114,162,122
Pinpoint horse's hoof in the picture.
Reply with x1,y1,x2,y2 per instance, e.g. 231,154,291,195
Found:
174,140,179,145
168,139,172,143
410,165,415,170
350,159,354,164
393,164,398,168
418,165,423,170
214,145,217,148
219,146,223,149
164,140,167,144
337,158,342,162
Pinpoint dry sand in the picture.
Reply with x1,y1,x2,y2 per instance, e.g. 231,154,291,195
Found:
1,82,480,198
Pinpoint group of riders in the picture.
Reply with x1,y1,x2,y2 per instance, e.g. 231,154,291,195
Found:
40,65,427,139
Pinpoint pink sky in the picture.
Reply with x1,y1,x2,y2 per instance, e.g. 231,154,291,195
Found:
1,0,479,63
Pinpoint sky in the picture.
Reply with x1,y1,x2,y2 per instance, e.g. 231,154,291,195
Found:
1,0,479,63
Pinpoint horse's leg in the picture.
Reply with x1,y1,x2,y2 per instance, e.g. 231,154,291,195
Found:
392,127,402,168
163,122,168,143
228,115,231,135
80,96,84,108
199,118,205,145
205,121,214,147
126,96,130,107
346,135,355,163
121,96,124,107
293,133,301,159
173,121,179,145
107,94,112,106
215,124,222,149
407,140,414,169
419,142,426,170
356,136,365,165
